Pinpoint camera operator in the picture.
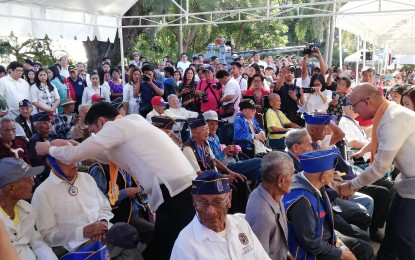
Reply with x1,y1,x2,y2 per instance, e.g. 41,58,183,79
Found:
326,66,344,91
274,65,305,126
195,66,222,113
301,47,326,88
133,65,165,118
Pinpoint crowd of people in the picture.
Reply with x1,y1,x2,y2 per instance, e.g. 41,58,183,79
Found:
0,47,414,260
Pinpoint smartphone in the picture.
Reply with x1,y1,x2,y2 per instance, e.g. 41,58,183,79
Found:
302,87,315,93
383,75,393,81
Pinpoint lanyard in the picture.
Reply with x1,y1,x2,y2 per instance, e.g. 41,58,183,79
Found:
191,137,208,167
311,143,320,150
272,108,285,127
47,155,70,179
208,135,221,154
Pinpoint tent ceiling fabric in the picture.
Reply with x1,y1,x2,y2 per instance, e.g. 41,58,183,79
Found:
337,0,415,55
0,0,138,42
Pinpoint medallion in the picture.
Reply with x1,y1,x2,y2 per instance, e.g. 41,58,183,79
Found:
69,186,78,196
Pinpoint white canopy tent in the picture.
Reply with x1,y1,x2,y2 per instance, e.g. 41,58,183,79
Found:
0,0,138,42
337,0,415,55
344,49,381,63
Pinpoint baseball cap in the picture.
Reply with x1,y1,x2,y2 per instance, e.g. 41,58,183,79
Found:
106,223,139,249
232,53,238,59
68,65,76,72
19,99,31,108
203,110,221,122
133,52,140,56
0,158,44,187
239,99,255,110
151,96,167,107
202,66,214,73
91,94,105,103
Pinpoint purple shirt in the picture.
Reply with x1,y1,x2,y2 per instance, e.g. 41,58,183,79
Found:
109,80,123,94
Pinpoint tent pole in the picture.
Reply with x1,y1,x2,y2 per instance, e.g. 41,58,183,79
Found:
363,40,366,68
356,34,359,84
339,28,343,68
118,17,126,86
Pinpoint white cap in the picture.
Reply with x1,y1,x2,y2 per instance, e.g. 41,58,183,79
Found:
203,110,219,121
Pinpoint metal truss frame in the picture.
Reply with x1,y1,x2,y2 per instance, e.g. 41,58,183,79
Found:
122,0,415,28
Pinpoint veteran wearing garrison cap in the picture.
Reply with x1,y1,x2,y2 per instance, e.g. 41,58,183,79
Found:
282,149,374,260
171,170,270,260
304,112,345,150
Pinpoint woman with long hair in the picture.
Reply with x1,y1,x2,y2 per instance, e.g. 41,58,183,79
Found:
26,69,36,85
47,65,75,103
30,68,60,114
123,67,141,115
301,73,332,113
82,72,111,104
177,67,200,112
174,70,182,86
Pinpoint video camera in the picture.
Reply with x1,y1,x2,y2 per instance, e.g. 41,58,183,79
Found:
302,42,321,56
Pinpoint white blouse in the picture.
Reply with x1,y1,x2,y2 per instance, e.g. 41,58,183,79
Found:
122,82,139,114
81,85,111,104
30,83,60,113
302,89,332,113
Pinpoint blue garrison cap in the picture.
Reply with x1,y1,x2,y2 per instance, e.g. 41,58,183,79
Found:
19,99,31,108
299,148,340,174
191,170,231,195
188,114,207,129
304,112,332,125
152,116,175,130
32,112,50,122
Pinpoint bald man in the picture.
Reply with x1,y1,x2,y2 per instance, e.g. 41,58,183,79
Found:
339,83,415,260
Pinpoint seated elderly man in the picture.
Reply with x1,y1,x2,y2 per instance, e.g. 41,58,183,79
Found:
31,139,114,258
151,116,182,147
53,97,78,139
338,95,370,150
182,114,250,213
265,93,299,150
233,99,267,158
283,149,374,260
165,94,198,141
203,110,262,185
27,112,59,187
146,96,167,122
0,157,57,260
0,118,30,162
71,104,90,143
245,152,294,260
171,170,270,259
15,99,36,139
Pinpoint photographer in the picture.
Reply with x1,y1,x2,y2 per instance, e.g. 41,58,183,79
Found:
274,65,305,125
195,66,221,113
133,65,164,118
301,73,332,114
301,47,326,88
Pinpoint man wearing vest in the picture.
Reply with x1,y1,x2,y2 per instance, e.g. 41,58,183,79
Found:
182,114,250,213
283,149,373,260
15,99,36,139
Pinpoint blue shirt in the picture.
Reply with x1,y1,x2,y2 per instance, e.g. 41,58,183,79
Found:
67,77,86,107
139,80,164,105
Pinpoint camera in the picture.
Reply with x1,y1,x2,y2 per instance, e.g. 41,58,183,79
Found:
302,42,321,56
214,82,222,91
288,64,296,73
143,74,150,81
302,87,315,93
201,92,209,103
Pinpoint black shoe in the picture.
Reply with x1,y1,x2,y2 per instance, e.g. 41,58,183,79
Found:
370,229,384,243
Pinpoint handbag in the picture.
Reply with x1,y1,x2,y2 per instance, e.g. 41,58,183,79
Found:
218,102,236,118
60,241,110,260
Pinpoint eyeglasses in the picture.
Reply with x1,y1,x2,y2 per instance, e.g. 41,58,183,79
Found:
194,197,229,209
252,79,262,83
350,98,369,111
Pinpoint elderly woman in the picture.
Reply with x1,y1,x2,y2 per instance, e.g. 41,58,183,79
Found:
245,151,295,260
244,74,270,111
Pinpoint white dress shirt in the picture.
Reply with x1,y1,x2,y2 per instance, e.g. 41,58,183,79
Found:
48,114,197,211
31,172,113,248
0,200,57,260
171,214,271,260
0,74,30,118
81,85,111,104
222,78,241,123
